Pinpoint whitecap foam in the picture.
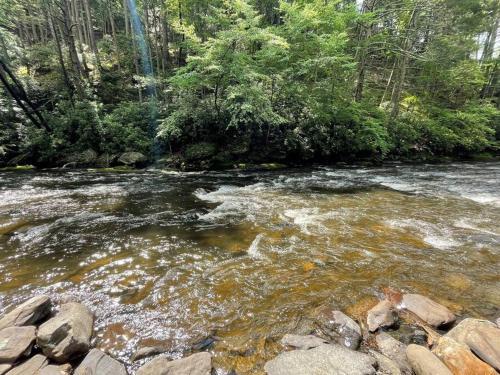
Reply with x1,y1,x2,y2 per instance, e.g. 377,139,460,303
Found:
248,234,264,258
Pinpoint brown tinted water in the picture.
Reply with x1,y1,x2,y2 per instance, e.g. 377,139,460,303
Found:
0,163,499,373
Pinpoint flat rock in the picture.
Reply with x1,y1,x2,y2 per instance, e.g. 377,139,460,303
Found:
280,334,327,350
406,344,452,375
264,344,377,375
0,296,52,330
136,352,212,375
367,300,397,332
433,336,497,375
37,302,94,363
5,354,48,375
401,294,455,327
376,333,412,375
74,349,127,375
0,326,36,363
312,308,362,349
0,365,11,375
445,318,500,371
132,346,169,362
369,350,401,375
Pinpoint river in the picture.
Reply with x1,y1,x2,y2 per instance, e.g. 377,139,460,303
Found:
0,162,499,373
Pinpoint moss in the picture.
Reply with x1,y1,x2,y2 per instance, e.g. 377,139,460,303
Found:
0,165,35,171
86,166,135,173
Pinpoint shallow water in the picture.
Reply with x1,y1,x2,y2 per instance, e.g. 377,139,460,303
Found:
0,163,499,373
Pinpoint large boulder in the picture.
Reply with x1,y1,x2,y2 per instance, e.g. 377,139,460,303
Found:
280,334,327,350
433,336,497,375
0,365,11,375
0,326,36,363
136,352,212,375
0,296,52,330
74,349,127,375
312,308,362,349
264,344,377,375
5,354,48,375
118,152,147,167
63,149,98,168
406,344,452,375
367,300,397,332
445,318,500,371
401,294,455,327
37,302,94,363
376,333,412,375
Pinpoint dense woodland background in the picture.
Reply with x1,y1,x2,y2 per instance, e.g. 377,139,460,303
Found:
0,0,499,169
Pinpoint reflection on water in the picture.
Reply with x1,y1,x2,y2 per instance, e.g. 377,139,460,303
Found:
0,163,499,373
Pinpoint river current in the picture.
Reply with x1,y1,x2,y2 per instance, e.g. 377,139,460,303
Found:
0,163,499,373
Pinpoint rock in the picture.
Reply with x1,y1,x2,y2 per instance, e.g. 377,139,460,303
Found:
433,336,497,375
401,294,455,327
496,318,499,328
136,352,212,375
280,334,328,350
74,349,127,375
132,346,168,362
367,300,397,332
40,365,68,375
118,152,147,167
369,350,401,375
95,153,117,168
0,295,52,330
445,318,500,371
406,344,452,375
264,344,377,375
312,308,362,349
0,326,36,363
37,302,94,363
0,365,11,375
376,333,412,375
63,149,98,168
5,354,48,375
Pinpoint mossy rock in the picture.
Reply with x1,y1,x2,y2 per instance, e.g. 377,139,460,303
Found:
184,143,217,161
0,165,35,171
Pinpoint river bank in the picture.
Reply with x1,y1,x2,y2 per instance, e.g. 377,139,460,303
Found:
0,290,499,374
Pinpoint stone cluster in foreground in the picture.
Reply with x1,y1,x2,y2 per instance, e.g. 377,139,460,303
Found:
0,291,499,375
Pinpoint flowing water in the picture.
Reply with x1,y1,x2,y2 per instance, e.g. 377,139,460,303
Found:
0,163,499,373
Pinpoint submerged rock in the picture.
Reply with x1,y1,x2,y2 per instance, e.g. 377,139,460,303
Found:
74,349,127,375
401,294,455,327
445,318,500,371
433,336,497,375
5,354,48,375
132,346,168,362
264,344,377,375
312,308,362,349
37,302,94,363
406,344,452,375
0,326,36,363
0,295,52,330
375,333,412,375
136,352,212,375
367,300,397,332
280,334,327,350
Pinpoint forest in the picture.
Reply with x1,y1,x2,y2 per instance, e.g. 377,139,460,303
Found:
0,0,499,169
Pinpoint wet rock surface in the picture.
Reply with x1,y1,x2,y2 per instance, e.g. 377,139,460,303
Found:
0,296,51,330
406,344,452,375
375,333,412,375
37,302,94,363
0,326,36,363
367,300,397,332
74,348,127,375
280,334,327,350
264,344,377,375
312,308,362,349
136,352,212,375
401,294,455,327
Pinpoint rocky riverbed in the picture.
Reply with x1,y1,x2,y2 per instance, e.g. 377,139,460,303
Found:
0,290,499,375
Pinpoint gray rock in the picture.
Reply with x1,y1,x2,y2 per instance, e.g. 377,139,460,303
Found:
376,333,412,375
118,152,147,167
312,308,362,349
0,365,11,375
63,149,98,168
369,350,401,375
0,296,52,330
496,318,499,328
132,346,168,362
37,302,94,363
445,318,500,371
74,349,127,375
5,354,48,375
406,344,452,375
367,300,397,332
136,352,212,375
280,334,328,350
0,326,36,363
264,344,377,375
401,294,455,327
40,365,66,375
